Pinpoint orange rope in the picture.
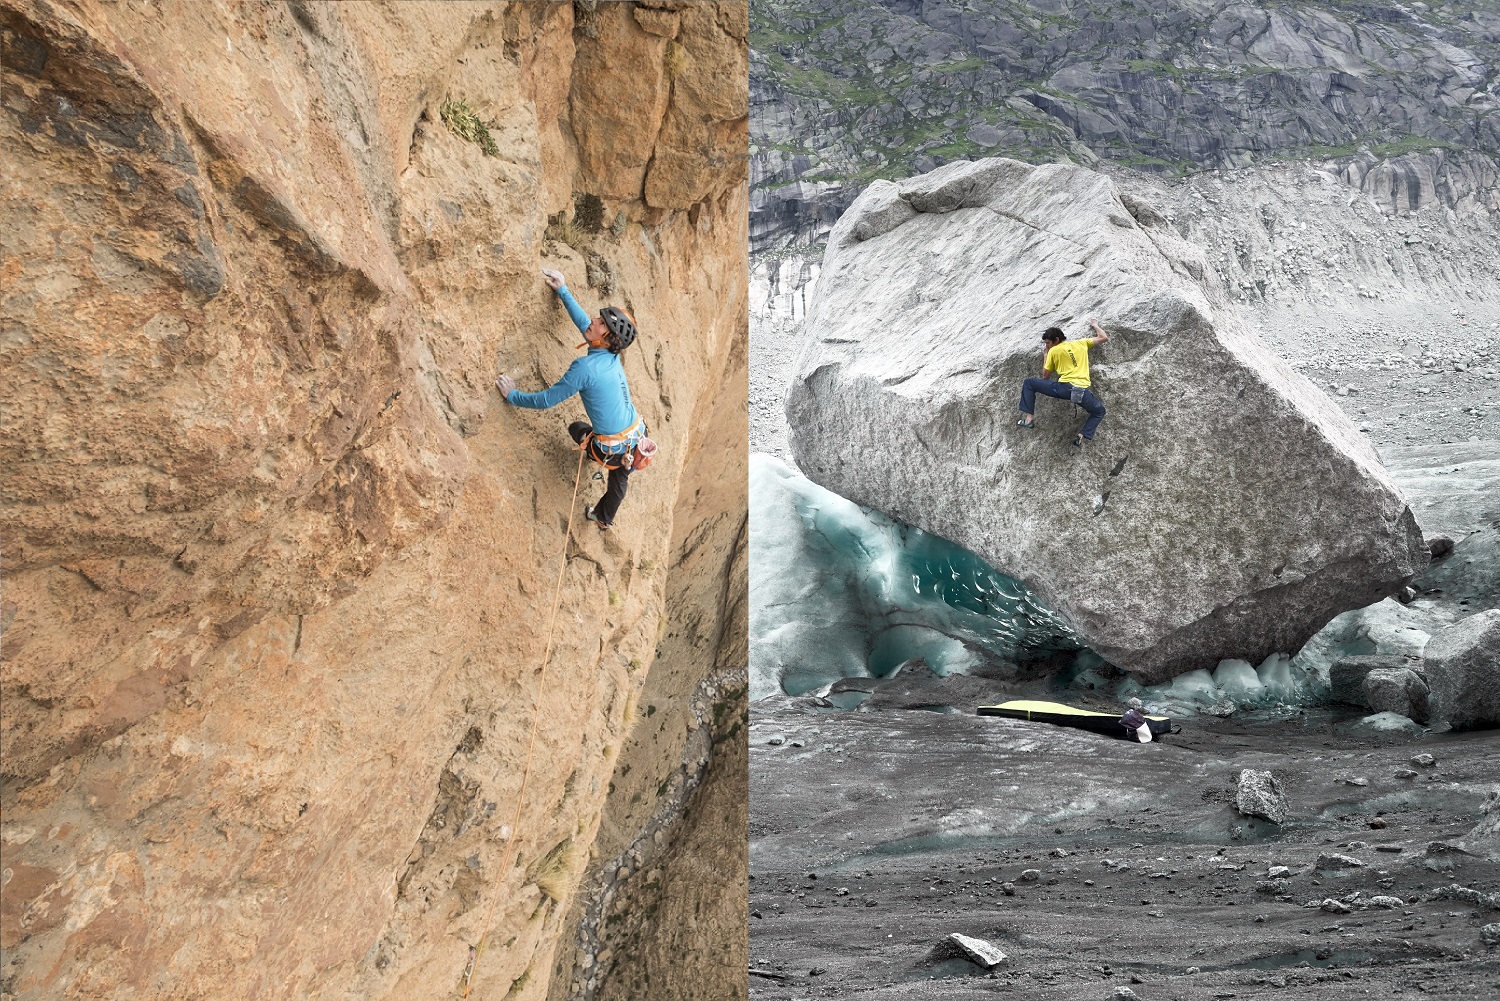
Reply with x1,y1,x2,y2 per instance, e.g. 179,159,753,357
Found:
463,445,588,998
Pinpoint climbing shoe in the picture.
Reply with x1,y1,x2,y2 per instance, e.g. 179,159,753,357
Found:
1072,433,1085,448
1016,417,1037,430
585,505,610,531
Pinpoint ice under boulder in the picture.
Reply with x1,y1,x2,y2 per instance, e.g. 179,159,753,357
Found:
749,453,1081,701
1117,652,1318,715
1425,609,1500,730
1293,598,1437,687
785,157,1427,683
1350,712,1425,738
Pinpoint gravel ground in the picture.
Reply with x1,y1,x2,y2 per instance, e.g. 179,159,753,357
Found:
749,702,1500,1001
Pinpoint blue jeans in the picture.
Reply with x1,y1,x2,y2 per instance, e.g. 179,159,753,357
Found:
1019,378,1107,439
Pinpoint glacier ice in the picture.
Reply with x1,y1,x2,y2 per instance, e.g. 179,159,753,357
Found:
1118,652,1320,716
749,454,1082,701
750,454,1444,713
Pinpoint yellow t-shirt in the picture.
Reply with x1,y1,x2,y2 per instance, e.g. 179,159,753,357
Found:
1044,338,1095,388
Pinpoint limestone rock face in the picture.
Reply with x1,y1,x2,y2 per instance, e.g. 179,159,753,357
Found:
1426,610,1500,730
786,158,1426,682
0,2,747,1000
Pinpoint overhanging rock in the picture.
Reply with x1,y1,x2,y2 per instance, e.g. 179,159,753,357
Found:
786,157,1426,683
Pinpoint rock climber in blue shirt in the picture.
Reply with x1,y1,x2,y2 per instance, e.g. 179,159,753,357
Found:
497,268,647,530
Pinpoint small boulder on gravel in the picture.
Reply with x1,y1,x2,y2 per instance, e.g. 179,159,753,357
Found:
1316,853,1366,870
937,932,1007,967
1363,667,1430,723
1236,769,1289,824
1426,533,1456,559
1425,609,1500,729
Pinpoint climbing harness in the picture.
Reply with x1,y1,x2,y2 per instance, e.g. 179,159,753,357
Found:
578,415,657,472
463,446,587,998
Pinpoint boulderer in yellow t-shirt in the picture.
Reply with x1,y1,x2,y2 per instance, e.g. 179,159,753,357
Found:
1015,318,1110,445
1044,338,1094,388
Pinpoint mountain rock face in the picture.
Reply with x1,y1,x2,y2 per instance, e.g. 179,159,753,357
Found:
0,2,747,1000
751,0,1500,250
785,157,1428,682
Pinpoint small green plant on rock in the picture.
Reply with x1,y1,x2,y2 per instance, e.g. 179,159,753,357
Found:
440,98,499,157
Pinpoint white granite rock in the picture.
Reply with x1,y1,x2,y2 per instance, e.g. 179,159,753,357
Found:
787,158,1427,681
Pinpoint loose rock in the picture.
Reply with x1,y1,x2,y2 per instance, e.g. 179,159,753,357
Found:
1425,610,1500,728
1317,853,1366,870
1330,655,1409,706
1236,769,1289,825
1362,667,1430,723
940,932,1008,968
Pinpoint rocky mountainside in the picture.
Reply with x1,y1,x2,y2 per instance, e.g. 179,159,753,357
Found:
752,0,1500,251
1,3,747,1000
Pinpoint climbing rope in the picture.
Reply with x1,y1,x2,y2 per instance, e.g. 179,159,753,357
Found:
463,445,588,998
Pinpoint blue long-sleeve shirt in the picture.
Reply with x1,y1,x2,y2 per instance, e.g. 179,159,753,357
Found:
507,285,639,435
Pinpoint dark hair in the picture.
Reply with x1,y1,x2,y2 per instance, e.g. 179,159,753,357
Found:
1042,327,1065,345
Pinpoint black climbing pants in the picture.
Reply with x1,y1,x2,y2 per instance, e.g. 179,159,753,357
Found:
568,421,630,525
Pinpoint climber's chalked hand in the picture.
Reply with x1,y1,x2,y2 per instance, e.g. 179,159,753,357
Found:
541,268,565,290
496,374,516,399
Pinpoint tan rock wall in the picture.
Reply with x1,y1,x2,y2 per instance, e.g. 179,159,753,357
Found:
0,2,747,998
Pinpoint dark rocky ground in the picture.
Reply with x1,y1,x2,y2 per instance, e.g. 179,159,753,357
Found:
749,699,1500,1000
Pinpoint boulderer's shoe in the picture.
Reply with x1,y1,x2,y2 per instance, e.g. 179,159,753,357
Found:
584,505,610,531
1016,417,1037,429
1072,433,1086,448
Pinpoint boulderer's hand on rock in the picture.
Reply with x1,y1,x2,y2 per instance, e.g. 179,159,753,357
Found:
496,374,517,399
541,268,565,290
